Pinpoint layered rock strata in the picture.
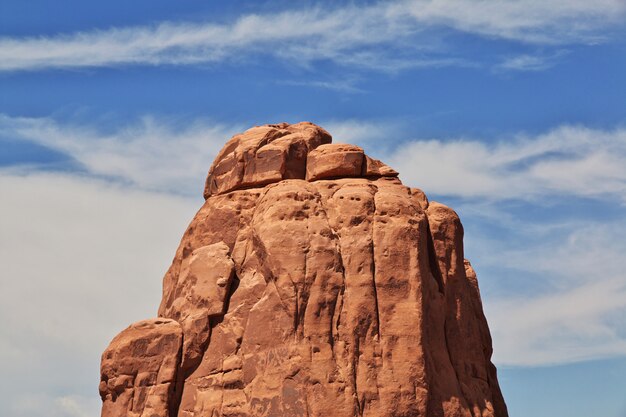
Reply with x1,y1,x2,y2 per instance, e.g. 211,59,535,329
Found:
100,122,507,417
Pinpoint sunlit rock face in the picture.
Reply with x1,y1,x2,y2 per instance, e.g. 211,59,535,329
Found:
100,122,508,417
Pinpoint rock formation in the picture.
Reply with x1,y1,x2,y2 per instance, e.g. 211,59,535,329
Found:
99,122,508,417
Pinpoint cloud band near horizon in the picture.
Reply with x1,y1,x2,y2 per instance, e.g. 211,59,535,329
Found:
3,113,626,203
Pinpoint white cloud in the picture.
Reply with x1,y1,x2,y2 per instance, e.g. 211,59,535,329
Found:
0,114,240,195
0,114,407,194
491,276,626,366
8,393,100,417
0,4,429,72
0,0,624,72
55,396,100,417
0,172,197,417
321,119,405,150
5,113,626,202
495,50,569,72
387,125,626,202
277,78,365,94
398,0,626,44
484,221,626,366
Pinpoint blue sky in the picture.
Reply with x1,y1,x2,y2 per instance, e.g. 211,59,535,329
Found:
1,1,626,416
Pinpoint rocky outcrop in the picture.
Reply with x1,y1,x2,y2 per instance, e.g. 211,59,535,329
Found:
100,122,507,417
99,319,183,417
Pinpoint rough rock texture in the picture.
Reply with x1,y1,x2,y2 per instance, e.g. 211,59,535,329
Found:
99,319,183,417
100,122,507,417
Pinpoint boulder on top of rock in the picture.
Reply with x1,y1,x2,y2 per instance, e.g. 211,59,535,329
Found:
306,143,365,181
204,122,331,198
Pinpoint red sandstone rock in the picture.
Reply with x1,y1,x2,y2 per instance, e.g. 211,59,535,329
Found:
100,319,183,417
305,143,365,180
362,154,398,178
203,122,331,198
101,122,507,417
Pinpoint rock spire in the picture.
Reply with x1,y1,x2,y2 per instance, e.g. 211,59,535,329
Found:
99,122,508,417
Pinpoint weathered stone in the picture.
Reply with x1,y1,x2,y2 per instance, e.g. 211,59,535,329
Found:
163,241,236,375
100,319,183,417
101,122,508,417
174,242,235,318
306,143,365,181
204,122,331,198
362,155,399,177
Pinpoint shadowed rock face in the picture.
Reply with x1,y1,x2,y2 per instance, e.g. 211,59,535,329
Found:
100,122,508,417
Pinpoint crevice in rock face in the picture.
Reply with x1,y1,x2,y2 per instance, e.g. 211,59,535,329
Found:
168,331,186,417
294,287,300,336
285,140,309,180
317,189,346,354
222,272,240,317
330,280,344,352
425,220,445,295
370,242,381,340
443,317,472,416
314,183,355,412
328,244,345,356
170,264,242,417
298,231,310,339
370,185,382,339
209,181,287,197
353,336,362,417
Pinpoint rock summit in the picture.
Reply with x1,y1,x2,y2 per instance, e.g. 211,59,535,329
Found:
99,122,507,417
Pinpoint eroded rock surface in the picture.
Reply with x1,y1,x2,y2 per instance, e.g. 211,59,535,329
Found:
100,122,507,417
100,319,183,417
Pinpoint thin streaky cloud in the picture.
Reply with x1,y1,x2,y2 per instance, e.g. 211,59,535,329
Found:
495,50,570,72
277,79,365,94
397,0,626,44
0,0,624,72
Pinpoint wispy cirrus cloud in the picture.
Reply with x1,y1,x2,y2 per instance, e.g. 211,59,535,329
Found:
0,0,624,72
276,78,365,94
495,50,570,72
397,0,626,44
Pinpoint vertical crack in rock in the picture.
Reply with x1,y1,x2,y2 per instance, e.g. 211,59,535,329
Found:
100,122,508,417
370,184,382,340
425,220,445,295
331,279,344,349
169,331,186,417
443,317,470,412
299,223,309,340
